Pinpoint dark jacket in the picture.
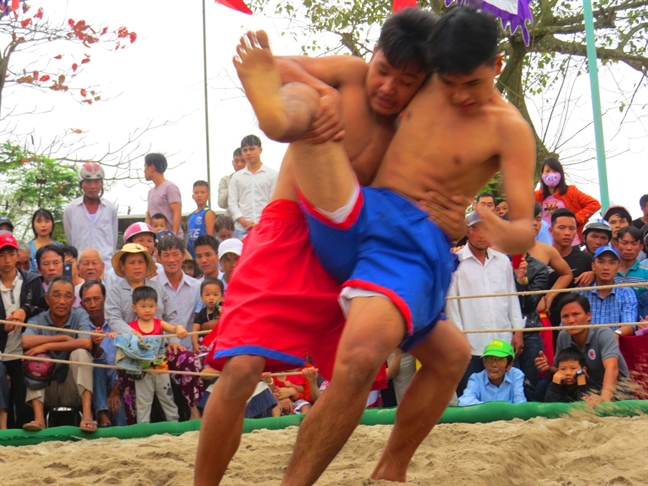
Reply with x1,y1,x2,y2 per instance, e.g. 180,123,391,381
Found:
0,269,47,353
516,254,549,329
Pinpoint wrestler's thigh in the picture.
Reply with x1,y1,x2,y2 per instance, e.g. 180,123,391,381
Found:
409,319,471,370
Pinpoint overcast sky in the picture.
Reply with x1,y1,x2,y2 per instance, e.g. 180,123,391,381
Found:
4,0,647,219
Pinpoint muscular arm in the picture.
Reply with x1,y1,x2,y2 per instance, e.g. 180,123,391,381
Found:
543,246,573,309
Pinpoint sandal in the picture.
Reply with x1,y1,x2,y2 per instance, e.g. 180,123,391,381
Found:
80,420,98,433
23,421,45,432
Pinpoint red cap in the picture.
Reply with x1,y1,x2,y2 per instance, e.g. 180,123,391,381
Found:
0,232,18,251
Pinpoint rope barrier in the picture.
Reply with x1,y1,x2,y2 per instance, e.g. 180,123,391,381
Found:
446,281,648,300
462,321,645,334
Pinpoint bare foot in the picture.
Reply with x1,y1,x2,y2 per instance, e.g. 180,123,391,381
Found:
233,30,319,142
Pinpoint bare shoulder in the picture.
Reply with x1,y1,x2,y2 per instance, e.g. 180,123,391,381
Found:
281,54,367,87
493,97,534,141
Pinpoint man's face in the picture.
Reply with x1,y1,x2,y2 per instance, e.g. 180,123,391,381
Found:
131,233,156,255
557,359,583,386
617,233,642,262
151,218,168,234
532,213,542,236
607,214,629,238
584,230,610,254
81,179,103,200
16,249,30,272
192,185,210,207
143,162,155,181
38,250,63,284
474,196,496,213
195,245,219,277
437,56,502,112
46,281,75,320
550,216,577,248
241,145,262,165
592,254,619,283
216,227,234,242
560,301,591,338
467,223,490,249
495,201,509,218
80,284,105,320
78,251,104,281
159,247,184,275
232,156,246,172
483,356,510,383
0,248,17,274
365,49,426,117
220,252,240,276
0,223,12,232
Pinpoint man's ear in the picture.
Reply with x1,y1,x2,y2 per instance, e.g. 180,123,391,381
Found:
131,304,137,314
494,53,503,76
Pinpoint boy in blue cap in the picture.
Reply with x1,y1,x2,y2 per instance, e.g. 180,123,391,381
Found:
458,340,526,406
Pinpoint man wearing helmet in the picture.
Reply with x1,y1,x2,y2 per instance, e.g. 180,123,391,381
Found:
582,220,613,257
63,163,118,268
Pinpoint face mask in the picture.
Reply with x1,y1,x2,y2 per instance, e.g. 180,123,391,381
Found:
542,172,561,187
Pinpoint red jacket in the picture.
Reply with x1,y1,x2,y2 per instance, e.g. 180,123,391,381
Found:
535,185,601,239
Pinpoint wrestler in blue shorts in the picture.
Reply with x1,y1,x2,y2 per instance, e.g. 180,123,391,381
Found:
299,183,457,351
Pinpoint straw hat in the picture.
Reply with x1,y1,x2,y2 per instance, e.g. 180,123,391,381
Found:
111,243,157,278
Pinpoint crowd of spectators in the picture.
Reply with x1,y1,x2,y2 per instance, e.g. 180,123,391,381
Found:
0,150,646,432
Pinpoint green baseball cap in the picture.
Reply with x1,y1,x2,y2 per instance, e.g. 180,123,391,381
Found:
481,340,515,359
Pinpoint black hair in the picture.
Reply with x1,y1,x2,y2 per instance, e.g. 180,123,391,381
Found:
640,194,648,207
60,245,78,260
31,208,55,238
377,7,439,74
495,198,507,206
215,214,235,233
157,234,186,254
193,234,219,253
617,226,642,242
201,277,224,295
144,153,168,174
79,279,106,299
233,148,243,157
475,192,496,204
429,6,499,75
150,213,170,224
558,292,591,315
541,158,569,198
555,347,587,368
551,208,576,227
240,135,262,148
193,180,210,190
36,244,64,268
47,275,74,295
132,285,158,305
182,259,201,278
605,207,631,223
534,202,542,217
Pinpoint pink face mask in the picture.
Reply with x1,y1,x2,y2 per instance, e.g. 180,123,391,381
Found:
542,172,561,187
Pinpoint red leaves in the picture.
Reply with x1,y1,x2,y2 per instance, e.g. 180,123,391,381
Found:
117,26,129,38
71,63,78,72
20,18,31,28
81,99,93,105
34,8,44,19
33,70,39,81
81,57,90,65
40,75,50,82
70,129,83,134
80,88,87,97
53,55,63,60
129,32,137,43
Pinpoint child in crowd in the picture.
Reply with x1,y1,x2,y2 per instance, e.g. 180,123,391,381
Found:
188,181,216,258
215,214,235,242
218,238,242,290
192,278,224,354
458,340,526,406
544,348,593,403
266,370,312,415
128,286,188,423
183,259,202,279
28,208,60,271
150,213,172,235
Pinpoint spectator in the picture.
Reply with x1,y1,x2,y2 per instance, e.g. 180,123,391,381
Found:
21,276,96,432
581,245,637,337
535,293,629,403
535,158,601,244
150,213,171,235
104,243,203,423
28,208,60,272
268,371,312,415
152,235,201,350
79,280,125,427
474,192,496,212
193,235,220,280
458,340,526,406
0,216,13,233
215,215,235,242
615,226,648,300
0,232,45,429
188,181,216,259
603,206,632,240
582,219,613,257
63,163,118,268
144,153,183,238
495,199,509,219
60,245,83,307
78,248,105,283
36,244,64,292
183,259,202,279
192,278,224,354
446,212,524,396
544,348,594,403
228,135,278,238
638,291,648,322
632,195,648,230
16,240,31,272
218,238,242,290
218,148,246,213
545,208,594,327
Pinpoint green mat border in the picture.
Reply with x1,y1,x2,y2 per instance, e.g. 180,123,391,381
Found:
1,400,646,447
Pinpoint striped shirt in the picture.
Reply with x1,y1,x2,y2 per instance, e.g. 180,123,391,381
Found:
580,285,638,329
616,260,648,299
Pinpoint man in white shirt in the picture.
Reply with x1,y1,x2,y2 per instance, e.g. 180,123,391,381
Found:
227,135,278,238
446,212,525,396
63,163,118,268
218,148,246,215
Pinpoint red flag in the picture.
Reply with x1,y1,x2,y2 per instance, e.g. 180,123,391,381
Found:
11,0,20,12
215,0,252,15
392,0,418,13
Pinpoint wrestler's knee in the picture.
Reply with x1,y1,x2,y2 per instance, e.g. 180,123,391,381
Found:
333,347,386,390
219,355,265,397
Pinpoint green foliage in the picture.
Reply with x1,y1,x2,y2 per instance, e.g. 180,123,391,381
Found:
0,142,79,240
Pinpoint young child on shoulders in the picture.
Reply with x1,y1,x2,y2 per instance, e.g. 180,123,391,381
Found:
128,286,188,423
544,347,593,403
192,278,224,354
150,213,172,235
188,181,216,258
458,340,527,406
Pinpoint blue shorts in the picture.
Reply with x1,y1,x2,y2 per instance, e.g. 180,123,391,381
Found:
300,186,457,351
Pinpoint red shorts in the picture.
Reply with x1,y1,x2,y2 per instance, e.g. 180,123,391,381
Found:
204,200,345,379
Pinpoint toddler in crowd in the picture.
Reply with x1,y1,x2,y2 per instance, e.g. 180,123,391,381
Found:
129,286,188,423
188,181,216,258
267,370,312,415
218,238,243,290
150,213,172,234
192,278,224,354
458,340,527,406
544,348,593,403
